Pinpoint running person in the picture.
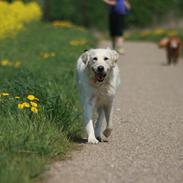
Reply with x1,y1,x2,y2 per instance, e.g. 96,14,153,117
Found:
103,0,131,54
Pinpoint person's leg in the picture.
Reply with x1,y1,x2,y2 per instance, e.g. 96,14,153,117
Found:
112,37,116,49
109,12,125,52
115,36,124,47
167,49,171,65
109,12,116,49
114,14,125,54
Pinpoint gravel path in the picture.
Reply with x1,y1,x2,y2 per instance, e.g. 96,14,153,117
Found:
45,41,183,183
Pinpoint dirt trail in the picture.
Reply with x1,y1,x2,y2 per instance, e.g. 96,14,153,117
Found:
45,41,183,183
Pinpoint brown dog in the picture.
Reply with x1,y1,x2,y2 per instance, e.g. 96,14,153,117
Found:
159,36,181,65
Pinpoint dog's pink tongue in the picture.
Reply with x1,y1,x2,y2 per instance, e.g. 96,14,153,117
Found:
96,75,104,82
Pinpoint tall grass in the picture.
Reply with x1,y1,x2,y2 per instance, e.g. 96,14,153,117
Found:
0,22,94,183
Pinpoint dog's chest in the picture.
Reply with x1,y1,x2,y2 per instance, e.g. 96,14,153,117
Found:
91,84,115,105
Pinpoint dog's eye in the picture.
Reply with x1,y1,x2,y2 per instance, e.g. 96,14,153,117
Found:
104,57,109,61
93,57,98,61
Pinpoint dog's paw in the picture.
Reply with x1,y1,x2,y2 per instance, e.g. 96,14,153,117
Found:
88,137,99,144
96,137,109,143
103,128,112,138
96,136,102,142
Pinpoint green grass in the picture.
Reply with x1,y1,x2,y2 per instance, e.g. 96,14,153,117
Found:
0,22,94,183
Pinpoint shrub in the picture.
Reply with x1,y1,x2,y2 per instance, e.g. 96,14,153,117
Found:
0,1,42,39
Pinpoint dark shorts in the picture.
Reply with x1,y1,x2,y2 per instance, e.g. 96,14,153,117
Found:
109,12,125,37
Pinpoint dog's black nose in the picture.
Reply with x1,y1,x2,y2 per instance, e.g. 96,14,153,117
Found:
97,65,104,72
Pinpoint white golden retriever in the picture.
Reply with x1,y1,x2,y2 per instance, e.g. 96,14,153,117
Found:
77,48,120,144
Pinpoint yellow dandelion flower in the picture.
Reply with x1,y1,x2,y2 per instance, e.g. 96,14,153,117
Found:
31,107,38,113
42,53,50,59
27,95,39,101
0,60,10,66
30,101,38,107
15,96,20,99
52,21,63,27
27,95,35,101
52,20,74,28
1,92,9,96
18,103,24,109
70,39,87,46
18,102,30,109
22,102,30,108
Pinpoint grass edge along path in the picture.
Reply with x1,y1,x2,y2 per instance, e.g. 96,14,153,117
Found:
0,21,94,183
125,28,183,55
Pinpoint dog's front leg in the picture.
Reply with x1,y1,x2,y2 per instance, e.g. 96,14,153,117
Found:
95,107,105,142
84,101,99,144
173,55,178,65
103,101,113,138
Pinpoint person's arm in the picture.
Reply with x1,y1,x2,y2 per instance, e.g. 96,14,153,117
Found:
103,0,116,6
124,0,131,10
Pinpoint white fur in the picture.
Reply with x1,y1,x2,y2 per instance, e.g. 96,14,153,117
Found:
76,48,120,144
170,40,178,48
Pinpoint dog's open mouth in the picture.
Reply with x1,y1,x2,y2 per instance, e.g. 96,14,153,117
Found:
92,68,107,82
95,73,106,82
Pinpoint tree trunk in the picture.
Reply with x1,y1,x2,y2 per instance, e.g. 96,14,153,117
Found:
82,0,89,27
44,0,50,21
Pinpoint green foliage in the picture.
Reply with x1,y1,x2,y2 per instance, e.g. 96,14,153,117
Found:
127,0,176,27
43,0,108,28
48,0,77,21
38,0,183,28
0,22,94,183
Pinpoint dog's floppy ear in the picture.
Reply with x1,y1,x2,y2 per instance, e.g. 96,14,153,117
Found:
81,50,90,64
83,49,88,52
111,50,119,63
178,38,182,46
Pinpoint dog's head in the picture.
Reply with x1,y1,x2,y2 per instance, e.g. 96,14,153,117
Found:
168,36,181,49
159,36,182,49
81,48,119,83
